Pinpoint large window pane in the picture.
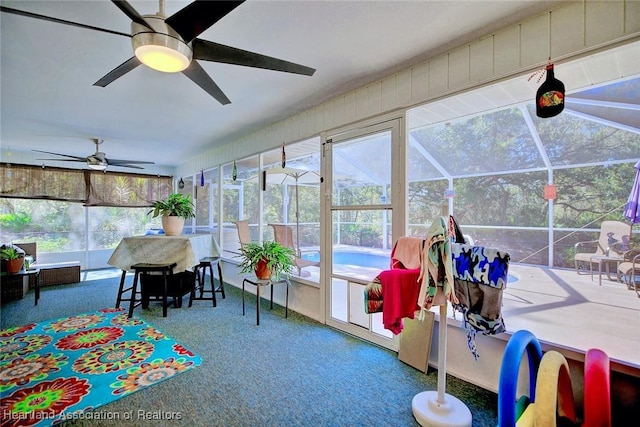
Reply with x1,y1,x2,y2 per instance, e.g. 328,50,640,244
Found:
553,164,635,228
407,179,448,236
410,107,545,177
262,138,321,254
88,206,155,249
192,170,216,232
453,172,547,227
332,131,391,206
0,199,85,252
221,157,259,253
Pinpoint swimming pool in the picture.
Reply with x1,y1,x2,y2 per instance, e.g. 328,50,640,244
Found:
301,250,518,282
301,251,390,269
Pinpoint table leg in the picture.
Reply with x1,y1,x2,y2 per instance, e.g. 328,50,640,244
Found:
161,270,168,317
285,281,289,318
34,271,40,306
242,279,246,316
270,283,274,309
256,283,261,326
598,261,603,286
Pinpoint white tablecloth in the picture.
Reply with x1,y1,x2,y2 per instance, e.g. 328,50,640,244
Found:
108,234,220,272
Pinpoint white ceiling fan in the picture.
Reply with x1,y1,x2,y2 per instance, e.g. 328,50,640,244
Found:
34,138,155,170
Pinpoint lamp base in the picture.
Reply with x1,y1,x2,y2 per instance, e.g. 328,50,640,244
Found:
412,391,472,427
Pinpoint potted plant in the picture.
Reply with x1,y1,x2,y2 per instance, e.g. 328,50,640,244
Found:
238,241,295,280
148,193,195,236
1,245,25,274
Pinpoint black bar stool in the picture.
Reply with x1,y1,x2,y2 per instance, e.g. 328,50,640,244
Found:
190,257,225,307
127,263,177,318
115,270,136,311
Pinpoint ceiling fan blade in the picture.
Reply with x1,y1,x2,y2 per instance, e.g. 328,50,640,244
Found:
93,57,141,87
33,150,87,161
193,39,316,76
110,163,145,170
36,158,87,163
166,1,245,43
107,159,156,165
0,6,130,38
182,61,231,105
111,0,153,31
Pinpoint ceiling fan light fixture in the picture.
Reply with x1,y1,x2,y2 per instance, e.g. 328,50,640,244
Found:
132,17,192,73
88,162,107,171
135,44,190,73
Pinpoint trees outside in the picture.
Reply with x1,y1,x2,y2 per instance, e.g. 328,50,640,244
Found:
407,102,640,268
0,198,156,252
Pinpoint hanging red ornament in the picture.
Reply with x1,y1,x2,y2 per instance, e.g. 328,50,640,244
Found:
536,63,565,118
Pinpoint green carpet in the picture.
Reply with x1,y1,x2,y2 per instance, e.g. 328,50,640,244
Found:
1,271,498,426
1,308,200,426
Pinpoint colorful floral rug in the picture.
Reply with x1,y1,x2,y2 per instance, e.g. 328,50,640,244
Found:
0,308,201,426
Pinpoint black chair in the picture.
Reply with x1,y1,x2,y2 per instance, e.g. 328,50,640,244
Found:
190,257,225,307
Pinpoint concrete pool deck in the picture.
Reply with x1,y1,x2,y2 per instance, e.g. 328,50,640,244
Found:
501,263,640,374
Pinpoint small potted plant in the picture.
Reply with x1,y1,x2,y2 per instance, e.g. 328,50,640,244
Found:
148,193,195,236
238,241,295,280
1,245,25,274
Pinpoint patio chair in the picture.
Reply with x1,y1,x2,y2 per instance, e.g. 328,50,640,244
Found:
233,220,252,248
269,223,319,276
573,220,631,276
617,248,640,297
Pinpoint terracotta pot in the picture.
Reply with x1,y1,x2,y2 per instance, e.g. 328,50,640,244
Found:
3,257,24,274
254,258,271,280
162,216,185,236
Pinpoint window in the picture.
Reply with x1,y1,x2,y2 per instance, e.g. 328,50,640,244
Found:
220,157,259,254
407,77,640,268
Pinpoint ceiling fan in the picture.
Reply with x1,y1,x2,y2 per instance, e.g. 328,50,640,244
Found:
34,139,155,170
0,0,316,105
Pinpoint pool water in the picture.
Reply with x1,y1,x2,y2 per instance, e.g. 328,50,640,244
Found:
301,251,389,269
301,250,518,282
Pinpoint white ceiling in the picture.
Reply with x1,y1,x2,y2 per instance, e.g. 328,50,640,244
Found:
1,0,568,171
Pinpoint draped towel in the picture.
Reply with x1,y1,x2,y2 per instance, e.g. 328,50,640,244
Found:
451,243,510,359
417,216,458,320
380,268,421,334
390,236,423,269
364,237,423,317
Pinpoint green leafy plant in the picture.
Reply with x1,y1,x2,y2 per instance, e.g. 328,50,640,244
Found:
0,246,23,260
148,193,195,219
237,241,295,280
